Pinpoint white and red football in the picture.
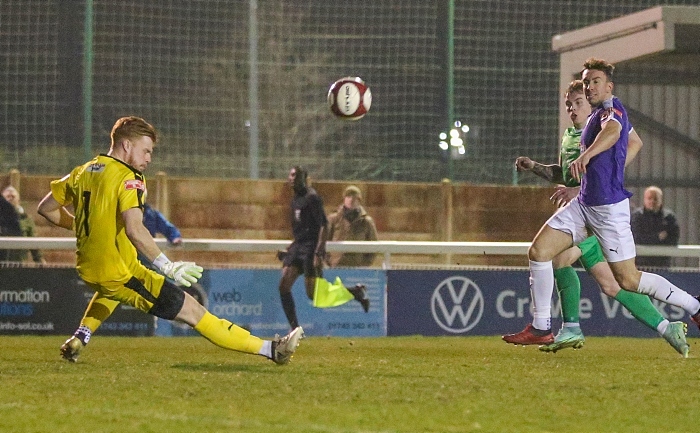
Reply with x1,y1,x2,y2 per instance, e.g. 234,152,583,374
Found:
327,76,372,120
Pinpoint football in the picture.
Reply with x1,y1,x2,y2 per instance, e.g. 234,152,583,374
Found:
327,76,372,120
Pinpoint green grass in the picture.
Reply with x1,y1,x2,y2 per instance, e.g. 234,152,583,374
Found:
1,336,698,433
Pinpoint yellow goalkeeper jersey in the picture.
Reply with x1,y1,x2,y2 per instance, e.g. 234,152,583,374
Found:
51,154,146,285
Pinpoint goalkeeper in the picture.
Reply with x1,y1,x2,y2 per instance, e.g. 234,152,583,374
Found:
38,116,302,364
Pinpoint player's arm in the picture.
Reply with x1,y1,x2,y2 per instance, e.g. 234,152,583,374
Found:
315,221,328,256
550,185,580,208
123,207,162,261
309,196,328,265
625,128,643,167
312,222,328,268
530,162,564,184
514,156,564,184
37,192,74,230
123,207,201,287
570,120,622,181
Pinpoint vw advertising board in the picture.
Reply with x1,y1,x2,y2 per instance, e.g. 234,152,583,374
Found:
387,269,700,337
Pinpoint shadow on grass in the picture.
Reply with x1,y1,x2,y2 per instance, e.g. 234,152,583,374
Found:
170,363,285,373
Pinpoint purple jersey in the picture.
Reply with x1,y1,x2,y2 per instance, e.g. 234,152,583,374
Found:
579,96,632,206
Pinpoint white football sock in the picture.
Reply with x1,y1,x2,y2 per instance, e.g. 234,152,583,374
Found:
258,340,272,358
529,260,553,331
656,319,670,336
637,272,700,315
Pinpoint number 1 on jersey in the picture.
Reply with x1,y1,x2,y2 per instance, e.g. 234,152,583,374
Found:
79,191,91,237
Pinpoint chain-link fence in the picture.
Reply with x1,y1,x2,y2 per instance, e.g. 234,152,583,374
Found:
2,0,697,183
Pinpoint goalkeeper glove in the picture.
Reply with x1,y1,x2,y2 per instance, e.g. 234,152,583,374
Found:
153,253,203,287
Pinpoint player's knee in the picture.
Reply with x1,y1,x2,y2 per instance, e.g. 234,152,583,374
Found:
149,280,186,320
279,277,294,293
278,268,296,293
598,282,620,297
613,273,639,293
528,243,550,262
552,254,569,270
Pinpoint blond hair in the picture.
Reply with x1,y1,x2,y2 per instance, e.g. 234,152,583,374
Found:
110,116,157,151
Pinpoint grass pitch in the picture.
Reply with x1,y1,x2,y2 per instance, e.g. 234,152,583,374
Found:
1,335,697,433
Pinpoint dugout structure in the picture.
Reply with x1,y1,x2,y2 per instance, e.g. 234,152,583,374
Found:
553,5,700,266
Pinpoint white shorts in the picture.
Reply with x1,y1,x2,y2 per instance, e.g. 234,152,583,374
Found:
546,197,635,263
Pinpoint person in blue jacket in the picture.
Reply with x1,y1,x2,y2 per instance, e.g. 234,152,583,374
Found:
143,203,182,246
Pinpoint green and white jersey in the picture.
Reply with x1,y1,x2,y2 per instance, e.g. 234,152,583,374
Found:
559,126,582,188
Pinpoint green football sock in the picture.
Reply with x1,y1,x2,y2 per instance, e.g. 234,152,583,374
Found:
614,289,664,331
554,266,580,324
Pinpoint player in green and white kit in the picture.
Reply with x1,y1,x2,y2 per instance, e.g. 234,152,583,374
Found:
503,80,688,355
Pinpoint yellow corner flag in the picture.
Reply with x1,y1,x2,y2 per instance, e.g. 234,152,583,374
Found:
313,276,354,308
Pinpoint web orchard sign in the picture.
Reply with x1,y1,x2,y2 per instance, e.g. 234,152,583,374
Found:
387,269,699,337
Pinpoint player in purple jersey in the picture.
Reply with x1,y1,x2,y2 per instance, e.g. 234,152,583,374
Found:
503,81,688,356
515,58,700,357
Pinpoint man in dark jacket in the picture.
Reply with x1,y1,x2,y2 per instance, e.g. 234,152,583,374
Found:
2,186,45,263
631,186,679,267
0,194,22,262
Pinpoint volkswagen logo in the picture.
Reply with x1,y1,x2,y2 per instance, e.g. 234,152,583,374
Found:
431,276,484,333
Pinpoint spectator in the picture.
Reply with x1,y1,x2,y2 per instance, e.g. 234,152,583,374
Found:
2,186,45,263
631,186,680,267
327,185,378,267
143,202,182,246
0,194,22,262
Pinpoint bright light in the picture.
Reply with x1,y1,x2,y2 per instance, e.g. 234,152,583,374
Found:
439,122,470,154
